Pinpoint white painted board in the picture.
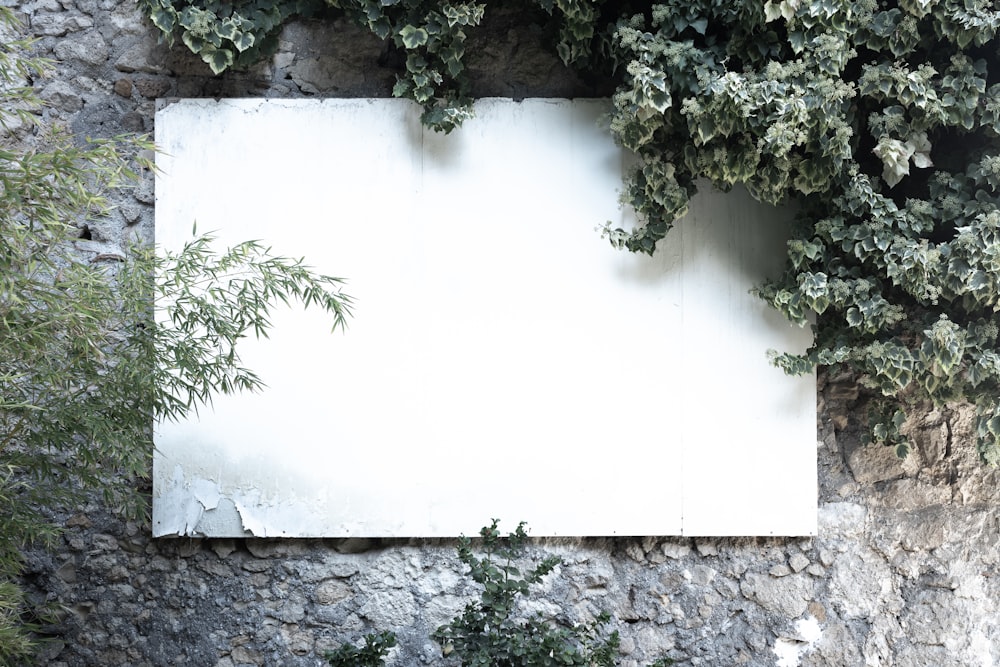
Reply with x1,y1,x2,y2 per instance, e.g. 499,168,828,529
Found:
153,98,816,537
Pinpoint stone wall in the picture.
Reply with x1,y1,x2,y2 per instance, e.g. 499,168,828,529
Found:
11,1,1000,665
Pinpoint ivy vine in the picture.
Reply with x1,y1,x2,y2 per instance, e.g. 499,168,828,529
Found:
140,0,1000,465
138,0,610,130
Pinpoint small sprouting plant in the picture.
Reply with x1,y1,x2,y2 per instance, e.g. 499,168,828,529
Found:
328,520,675,666
324,630,397,667
433,519,621,667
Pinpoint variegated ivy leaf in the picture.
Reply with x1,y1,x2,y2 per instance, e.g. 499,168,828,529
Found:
874,132,933,186
764,0,801,22
873,137,914,187
232,30,255,52
181,30,209,54
399,24,428,49
200,46,234,75
216,17,239,41
908,131,933,169
149,6,176,33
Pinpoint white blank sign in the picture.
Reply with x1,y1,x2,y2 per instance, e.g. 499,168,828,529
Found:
153,98,816,537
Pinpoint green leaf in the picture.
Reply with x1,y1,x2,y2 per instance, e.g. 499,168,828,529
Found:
200,46,234,74
392,78,411,97
400,24,429,49
788,30,805,52
969,270,989,291
181,30,209,54
371,16,392,39
216,17,239,41
988,415,1000,436
232,30,255,52
149,7,176,33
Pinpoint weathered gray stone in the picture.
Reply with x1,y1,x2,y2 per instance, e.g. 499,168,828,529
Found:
845,439,908,484
314,554,361,579
817,501,867,538
40,80,83,112
269,601,305,624
108,5,147,34
789,553,810,573
228,645,262,665
55,560,77,583
829,549,899,620
910,415,950,466
287,58,341,95
133,77,170,99
280,624,314,656
662,541,692,559
694,540,719,557
89,534,118,552
880,478,953,510
130,170,155,205
53,31,108,65
825,379,859,401
75,0,99,16
686,564,716,586
176,539,202,557
334,537,375,554
115,40,171,74
120,111,145,131
358,590,417,628
769,563,793,577
315,579,352,605
240,559,270,573
209,539,237,559
803,619,864,666
739,572,813,618
244,539,312,559
805,563,825,576
21,0,63,12
31,11,93,35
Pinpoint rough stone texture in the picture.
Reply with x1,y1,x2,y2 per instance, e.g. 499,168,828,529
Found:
8,1,1000,665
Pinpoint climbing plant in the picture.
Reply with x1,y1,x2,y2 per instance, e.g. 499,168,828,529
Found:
604,0,1000,464
137,0,611,131
140,0,1000,464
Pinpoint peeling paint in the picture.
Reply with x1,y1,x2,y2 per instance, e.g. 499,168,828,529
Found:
191,477,222,511
152,463,337,537
151,465,210,536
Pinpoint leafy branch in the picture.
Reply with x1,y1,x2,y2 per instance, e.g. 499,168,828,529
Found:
1,8,354,659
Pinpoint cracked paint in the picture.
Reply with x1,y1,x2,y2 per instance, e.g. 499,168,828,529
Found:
152,463,339,537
